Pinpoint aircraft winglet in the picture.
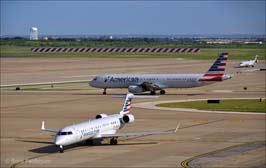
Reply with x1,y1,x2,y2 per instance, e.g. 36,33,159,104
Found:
41,121,45,130
174,123,181,133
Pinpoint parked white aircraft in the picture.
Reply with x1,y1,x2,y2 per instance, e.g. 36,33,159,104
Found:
41,93,179,153
239,55,258,67
89,53,232,95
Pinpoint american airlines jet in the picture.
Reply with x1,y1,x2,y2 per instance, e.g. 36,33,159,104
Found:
239,55,258,67
41,93,179,153
89,53,232,95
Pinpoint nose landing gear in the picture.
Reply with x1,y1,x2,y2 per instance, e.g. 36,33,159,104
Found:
103,88,107,95
59,145,64,153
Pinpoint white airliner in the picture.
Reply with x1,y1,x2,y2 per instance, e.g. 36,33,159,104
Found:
41,93,179,153
89,53,232,95
239,55,258,67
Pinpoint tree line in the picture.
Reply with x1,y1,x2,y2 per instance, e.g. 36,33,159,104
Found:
0,38,264,49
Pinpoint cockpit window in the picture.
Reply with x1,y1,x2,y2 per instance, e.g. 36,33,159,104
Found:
57,131,73,136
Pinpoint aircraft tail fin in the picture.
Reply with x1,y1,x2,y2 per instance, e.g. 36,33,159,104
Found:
199,53,228,82
117,93,158,115
121,94,132,114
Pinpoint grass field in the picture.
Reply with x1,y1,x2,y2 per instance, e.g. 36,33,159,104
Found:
0,45,265,60
156,99,266,113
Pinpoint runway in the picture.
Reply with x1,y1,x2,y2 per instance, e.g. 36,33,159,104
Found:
1,57,265,168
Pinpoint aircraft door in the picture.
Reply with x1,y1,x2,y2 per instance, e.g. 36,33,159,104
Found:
73,127,82,141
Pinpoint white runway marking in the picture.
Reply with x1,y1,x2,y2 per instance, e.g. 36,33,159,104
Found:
60,75,96,78
242,69,260,72
0,80,88,87
212,90,233,93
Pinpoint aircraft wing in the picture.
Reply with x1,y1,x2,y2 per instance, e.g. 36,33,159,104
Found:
101,123,180,138
42,128,58,133
41,121,59,133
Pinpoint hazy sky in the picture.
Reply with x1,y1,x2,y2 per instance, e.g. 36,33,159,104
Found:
1,1,265,36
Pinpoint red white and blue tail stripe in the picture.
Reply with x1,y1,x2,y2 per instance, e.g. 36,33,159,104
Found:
199,53,228,82
118,93,158,115
120,95,132,115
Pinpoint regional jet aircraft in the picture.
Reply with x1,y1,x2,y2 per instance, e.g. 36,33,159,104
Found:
89,53,232,95
41,93,179,153
239,55,258,67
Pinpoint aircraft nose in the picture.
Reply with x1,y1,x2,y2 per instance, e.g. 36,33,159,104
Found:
89,80,95,87
54,136,65,146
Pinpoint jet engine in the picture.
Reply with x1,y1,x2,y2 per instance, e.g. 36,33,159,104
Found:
128,85,144,94
95,114,108,119
121,114,135,123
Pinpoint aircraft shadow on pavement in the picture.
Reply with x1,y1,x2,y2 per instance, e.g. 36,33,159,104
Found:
30,145,59,154
18,139,157,154
99,142,158,146
75,93,204,96
17,139,54,145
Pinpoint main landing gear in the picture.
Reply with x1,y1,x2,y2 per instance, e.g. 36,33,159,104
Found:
103,88,107,95
160,90,166,95
110,138,118,145
150,91,156,95
59,145,64,153
150,90,166,95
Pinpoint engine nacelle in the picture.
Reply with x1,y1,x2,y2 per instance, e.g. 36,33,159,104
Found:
122,114,135,123
95,114,108,119
128,85,144,94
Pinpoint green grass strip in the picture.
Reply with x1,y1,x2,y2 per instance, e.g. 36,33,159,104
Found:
157,99,266,113
1,46,265,60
